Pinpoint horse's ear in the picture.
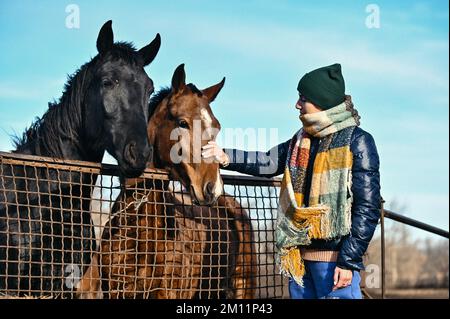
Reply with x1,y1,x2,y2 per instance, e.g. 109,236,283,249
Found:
97,20,114,54
139,33,161,66
171,64,186,93
202,77,225,103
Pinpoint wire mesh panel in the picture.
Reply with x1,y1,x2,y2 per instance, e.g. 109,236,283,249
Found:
222,176,288,299
0,152,287,299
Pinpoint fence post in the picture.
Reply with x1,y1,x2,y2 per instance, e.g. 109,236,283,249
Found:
380,198,386,299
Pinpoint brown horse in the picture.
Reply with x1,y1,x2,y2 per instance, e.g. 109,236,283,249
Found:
77,65,256,299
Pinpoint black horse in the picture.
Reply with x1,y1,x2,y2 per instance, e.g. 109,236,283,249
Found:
0,20,160,296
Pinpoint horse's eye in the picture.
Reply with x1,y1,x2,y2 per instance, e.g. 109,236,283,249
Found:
178,119,189,129
102,79,114,88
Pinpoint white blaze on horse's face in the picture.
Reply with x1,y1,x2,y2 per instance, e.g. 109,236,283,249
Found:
200,107,219,142
212,169,224,200
195,106,223,204
200,108,213,129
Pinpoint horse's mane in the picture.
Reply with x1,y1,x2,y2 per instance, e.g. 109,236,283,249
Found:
148,87,170,119
148,84,203,119
13,42,141,157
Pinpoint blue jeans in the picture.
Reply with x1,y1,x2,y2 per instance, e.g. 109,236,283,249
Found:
289,261,362,299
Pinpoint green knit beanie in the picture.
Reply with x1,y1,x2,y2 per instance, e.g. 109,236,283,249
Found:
297,63,346,110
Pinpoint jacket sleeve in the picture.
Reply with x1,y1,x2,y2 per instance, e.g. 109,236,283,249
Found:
337,130,381,271
221,139,291,178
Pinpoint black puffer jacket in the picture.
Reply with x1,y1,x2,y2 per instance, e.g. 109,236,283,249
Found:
223,127,381,271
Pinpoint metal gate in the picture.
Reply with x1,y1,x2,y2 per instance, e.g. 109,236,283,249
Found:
0,152,287,299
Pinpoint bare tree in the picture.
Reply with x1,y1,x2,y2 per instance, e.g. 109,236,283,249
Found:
366,198,449,290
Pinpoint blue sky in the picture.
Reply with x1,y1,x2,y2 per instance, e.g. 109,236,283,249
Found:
0,1,448,236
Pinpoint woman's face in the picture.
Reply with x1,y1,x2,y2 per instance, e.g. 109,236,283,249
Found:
295,94,323,115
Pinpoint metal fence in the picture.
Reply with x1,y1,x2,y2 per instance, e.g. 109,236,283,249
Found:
4,151,446,299
0,152,288,299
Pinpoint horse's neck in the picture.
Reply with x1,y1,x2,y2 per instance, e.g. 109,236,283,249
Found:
9,125,102,207
64,141,104,163
17,127,104,164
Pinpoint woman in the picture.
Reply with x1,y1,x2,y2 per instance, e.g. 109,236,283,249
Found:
202,63,381,299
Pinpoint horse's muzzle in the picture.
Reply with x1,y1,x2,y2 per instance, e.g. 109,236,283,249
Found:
121,142,152,177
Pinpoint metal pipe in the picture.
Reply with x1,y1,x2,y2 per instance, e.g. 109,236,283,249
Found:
383,209,449,239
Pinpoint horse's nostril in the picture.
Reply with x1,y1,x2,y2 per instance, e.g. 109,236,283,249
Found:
204,182,216,204
206,182,214,195
125,141,137,164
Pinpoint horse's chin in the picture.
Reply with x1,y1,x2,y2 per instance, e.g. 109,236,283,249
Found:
189,185,217,206
119,164,146,178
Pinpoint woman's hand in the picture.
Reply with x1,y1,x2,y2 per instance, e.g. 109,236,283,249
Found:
201,141,229,166
333,267,353,290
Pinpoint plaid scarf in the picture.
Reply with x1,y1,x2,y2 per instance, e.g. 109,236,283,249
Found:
276,96,360,286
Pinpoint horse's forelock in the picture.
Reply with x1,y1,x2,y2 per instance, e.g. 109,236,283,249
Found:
103,42,143,67
186,83,203,97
